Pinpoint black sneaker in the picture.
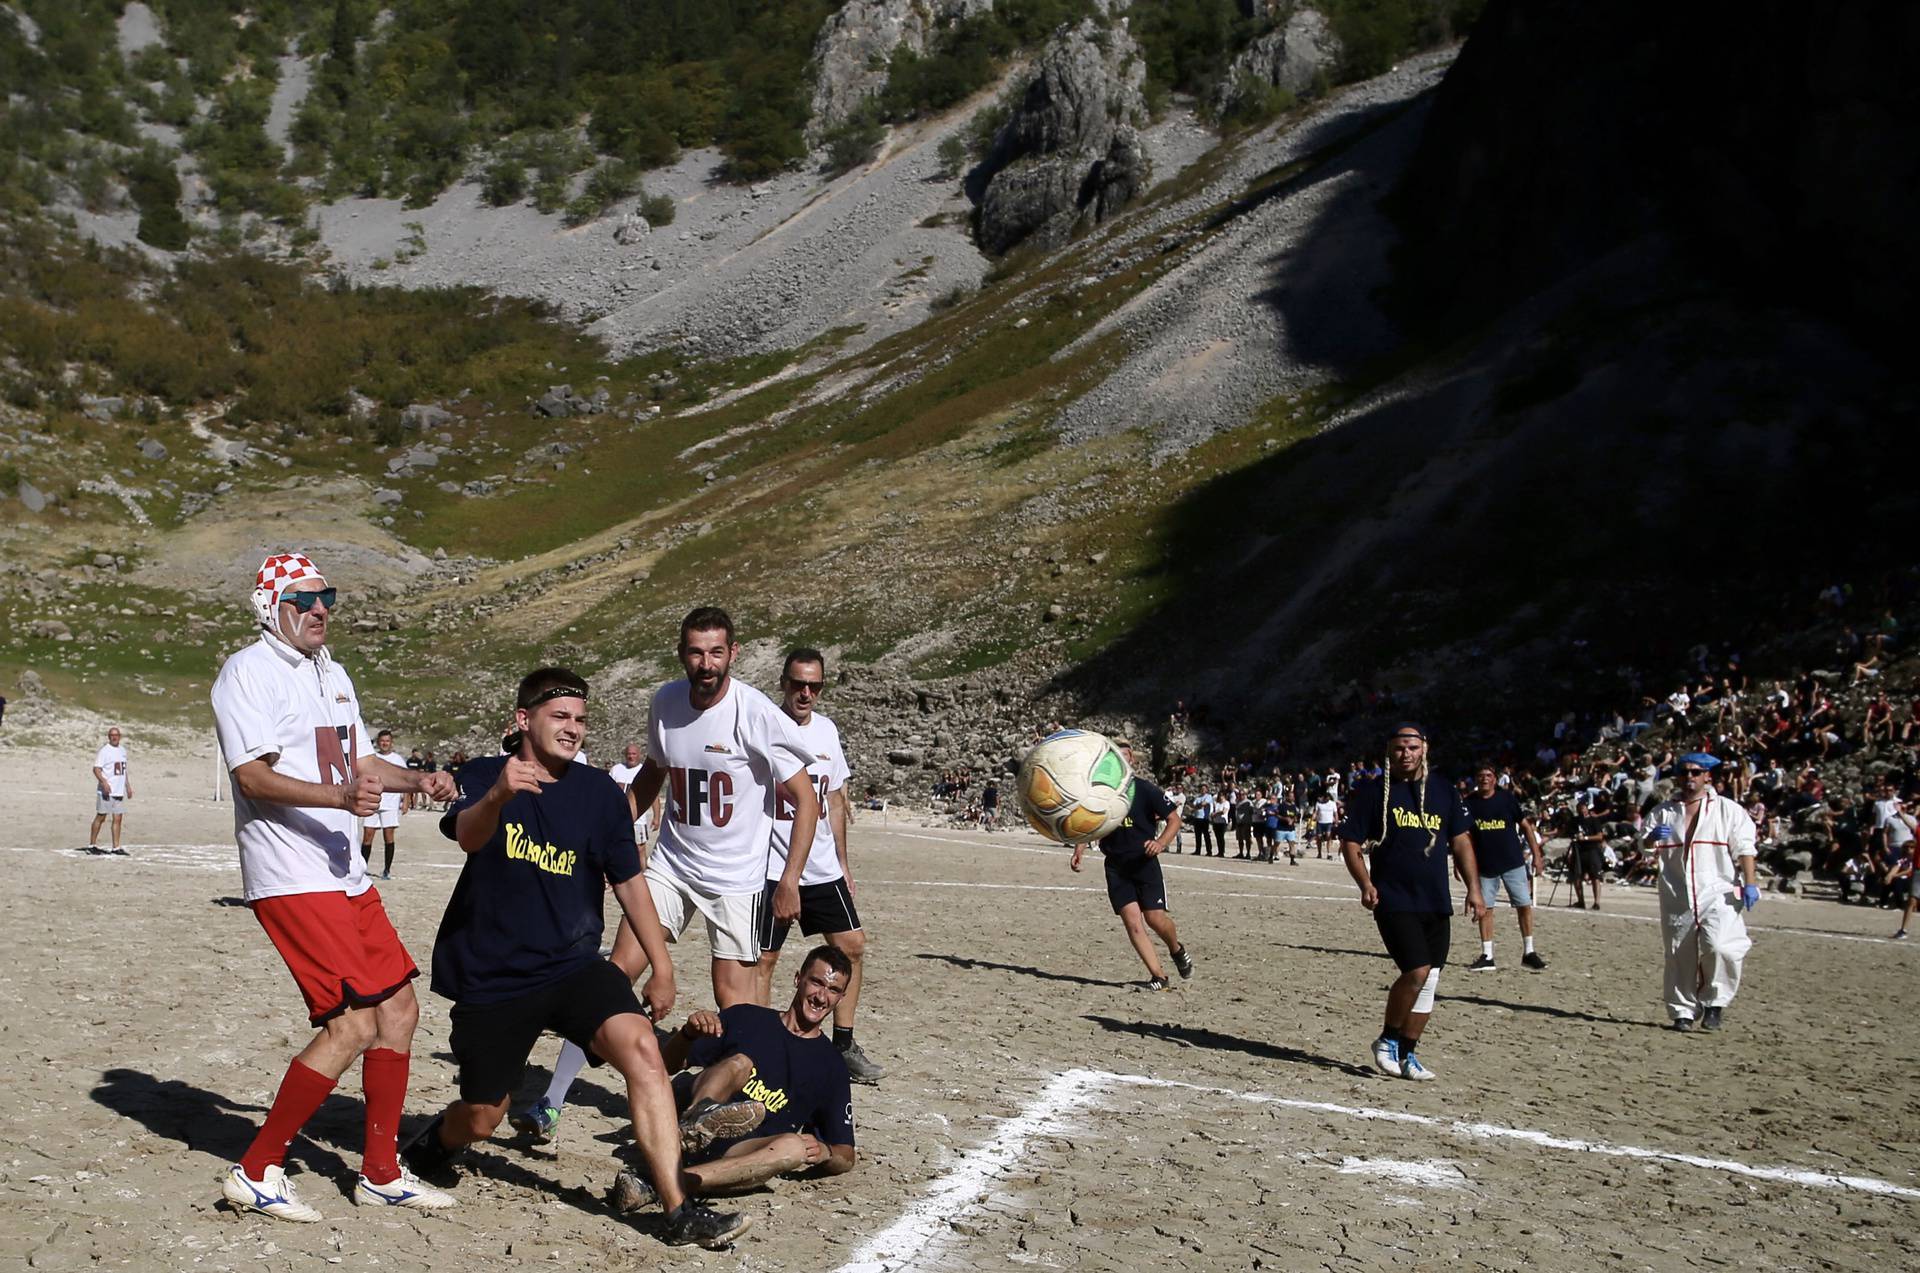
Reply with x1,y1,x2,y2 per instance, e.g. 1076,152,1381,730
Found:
399,1114,461,1183
1140,976,1172,992
661,1200,751,1248
1671,1016,1695,1033
1171,946,1195,980
607,1167,658,1215
1466,954,1496,972
840,1040,886,1085
678,1098,765,1157
1521,951,1549,971
1699,1006,1723,1032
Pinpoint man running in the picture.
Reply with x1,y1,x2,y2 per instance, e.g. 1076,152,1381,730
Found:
1645,753,1759,1032
513,608,816,1141
755,649,886,1084
89,726,131,853
210,552,456,1221
1463,763,1548,971
613,946,857,1211
402,666,747,1248
1340,724,1486,1080
360,730,404,879
1069,738,1194,992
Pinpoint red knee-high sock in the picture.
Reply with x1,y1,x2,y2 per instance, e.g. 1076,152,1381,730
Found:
240,1059,337,1179
360,1048,410,1185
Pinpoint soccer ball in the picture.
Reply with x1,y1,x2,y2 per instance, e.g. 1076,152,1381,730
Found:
1017,729,1135,845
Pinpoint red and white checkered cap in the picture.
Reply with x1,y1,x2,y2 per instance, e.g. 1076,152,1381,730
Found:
250,552,327,629
256,552,326,597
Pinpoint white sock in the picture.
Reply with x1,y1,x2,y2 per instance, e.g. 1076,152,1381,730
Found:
1523,935,1536,955
543,1041,590,1111
1481,940,1494,958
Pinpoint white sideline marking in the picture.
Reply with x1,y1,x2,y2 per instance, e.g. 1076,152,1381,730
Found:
833,1068,1106,1273
838,1068,1920,1270
886,831,1908,947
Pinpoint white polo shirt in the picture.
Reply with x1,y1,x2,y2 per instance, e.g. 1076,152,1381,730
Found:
211,633,375,902
767,711,851,887
646,678,814,895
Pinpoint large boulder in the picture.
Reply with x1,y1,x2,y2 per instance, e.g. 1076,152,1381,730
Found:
971,17,1151,255
807,0,996,140
1211,5,1343,117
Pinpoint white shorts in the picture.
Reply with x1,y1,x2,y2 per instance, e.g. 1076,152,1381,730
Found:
633,816,652,846
644,863,760,963
95,794,126,815
366,808,401,830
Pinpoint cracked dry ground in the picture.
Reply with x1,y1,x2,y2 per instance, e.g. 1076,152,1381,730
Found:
1,748,1916,1271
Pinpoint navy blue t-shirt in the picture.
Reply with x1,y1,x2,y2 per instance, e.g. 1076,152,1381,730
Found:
1097,778,1175,861
688,1004,855,1152
1464,789,1529,875
430,755,640,1004
1337,773,1470,913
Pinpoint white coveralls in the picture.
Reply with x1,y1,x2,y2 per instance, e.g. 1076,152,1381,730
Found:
1646,794,1757,1019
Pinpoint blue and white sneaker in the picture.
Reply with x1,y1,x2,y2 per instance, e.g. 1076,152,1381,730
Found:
1399,1052,1437,1081
508,1099,561,1143
222,1164,323,1222
354,1166,457,1210
1370,1035,1403,1078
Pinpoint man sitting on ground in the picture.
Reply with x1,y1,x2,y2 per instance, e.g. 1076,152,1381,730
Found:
612,946,855,1209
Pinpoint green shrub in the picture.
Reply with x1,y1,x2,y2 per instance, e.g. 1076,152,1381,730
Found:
482,157,527,206
638,191,675,227
936,134,968,177
821,105,885,176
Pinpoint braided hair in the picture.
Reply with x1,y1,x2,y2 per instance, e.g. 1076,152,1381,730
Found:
1372,751,1436,856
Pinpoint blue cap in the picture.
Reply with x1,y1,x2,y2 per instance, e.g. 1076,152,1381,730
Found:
1678,752,1720,770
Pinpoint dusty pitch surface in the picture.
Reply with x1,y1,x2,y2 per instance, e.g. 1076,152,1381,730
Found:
3,747,1918,1271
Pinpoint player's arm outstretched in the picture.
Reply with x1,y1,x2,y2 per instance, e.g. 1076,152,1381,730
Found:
452,753,552,853
231,755,384,817
361,751,455,803
610,872,677,1020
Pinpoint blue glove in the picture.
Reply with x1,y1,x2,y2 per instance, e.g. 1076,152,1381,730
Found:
1741,883,1760,911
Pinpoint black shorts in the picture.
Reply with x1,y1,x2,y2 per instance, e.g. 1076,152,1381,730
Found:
447,959,640,1105
1576,844,1607,878
1104,854,1168,914
1373,910,1451,973
757,878,862,952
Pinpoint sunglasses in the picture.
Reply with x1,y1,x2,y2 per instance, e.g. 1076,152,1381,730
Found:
283,588,338,612
1680,767,1709,777
785,679,824,693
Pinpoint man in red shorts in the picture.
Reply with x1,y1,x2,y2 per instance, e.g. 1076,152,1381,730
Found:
210,552,457,1221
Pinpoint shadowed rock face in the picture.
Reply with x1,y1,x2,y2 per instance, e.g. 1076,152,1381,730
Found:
1391,0,1920,344
971,17,1151,255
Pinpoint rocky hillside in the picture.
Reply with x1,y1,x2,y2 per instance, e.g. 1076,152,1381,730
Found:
7,0,1907,793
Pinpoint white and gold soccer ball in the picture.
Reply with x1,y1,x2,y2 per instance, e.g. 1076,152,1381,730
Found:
1017,729,1135,845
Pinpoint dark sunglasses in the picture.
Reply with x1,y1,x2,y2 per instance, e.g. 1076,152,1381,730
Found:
1680,767,1708,776
283,588,338,612
785,678,825,693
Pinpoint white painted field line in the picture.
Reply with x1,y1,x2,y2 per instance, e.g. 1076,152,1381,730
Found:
837,1067,1919,1271
885,831,1908,947
1109,1073,1920,1201
833,1068,1107,1273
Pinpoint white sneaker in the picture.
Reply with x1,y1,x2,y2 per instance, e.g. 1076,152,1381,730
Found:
223,1164,323,1222
1400,1053,1437,1081
1370,1035,1404,1078
354,1166,457,1209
